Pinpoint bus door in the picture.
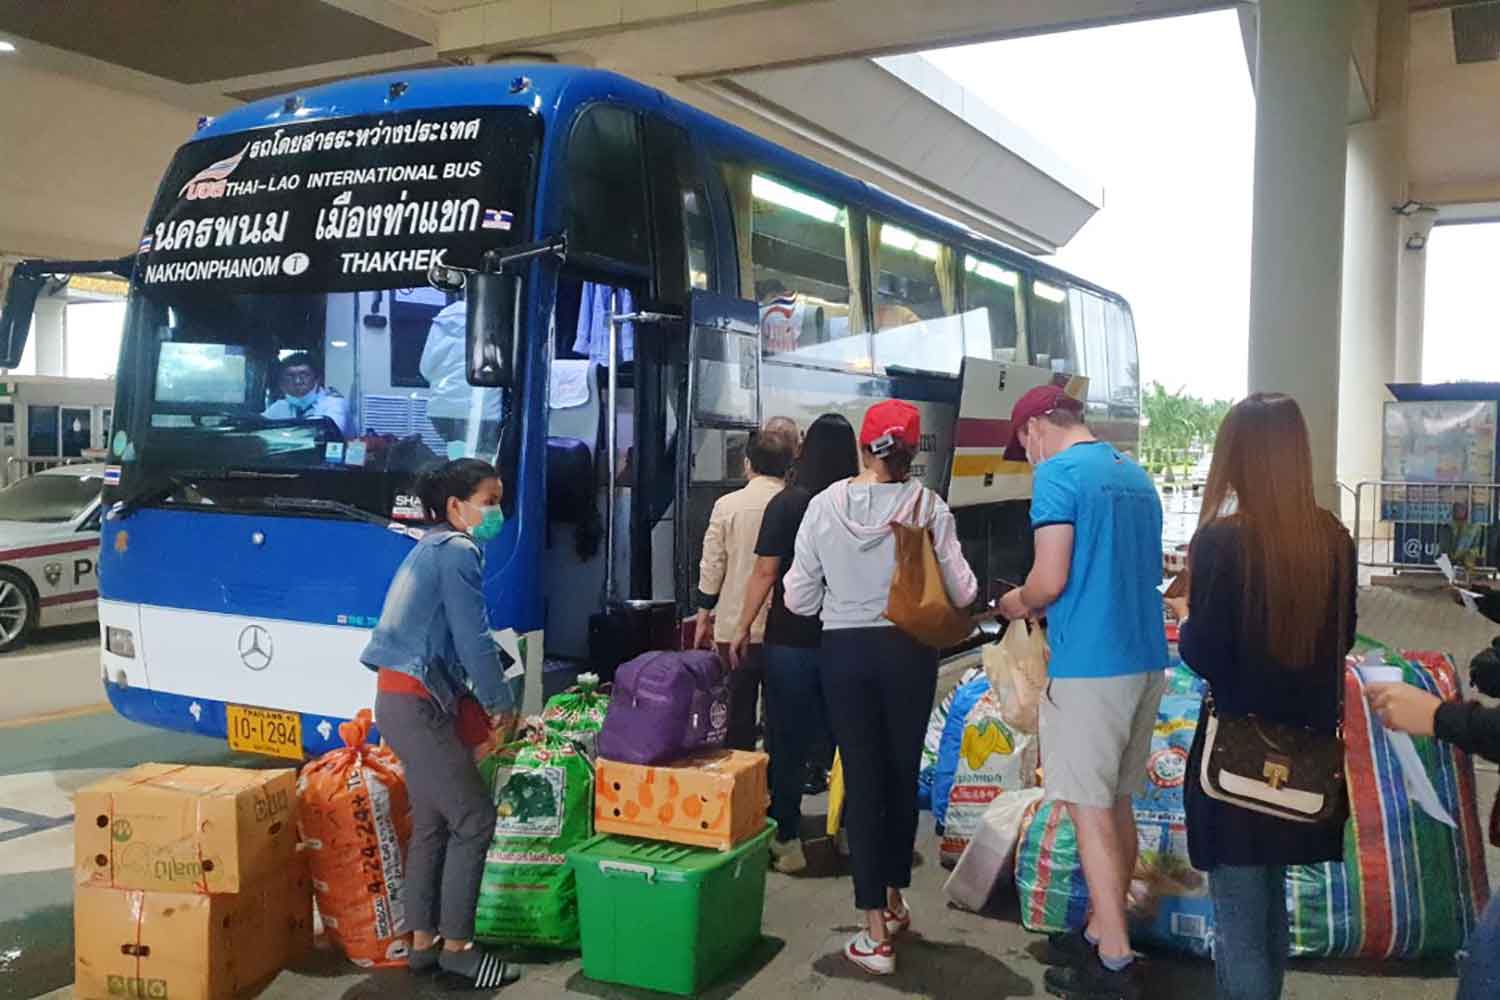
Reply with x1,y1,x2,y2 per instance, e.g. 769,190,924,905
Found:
547,105,721,662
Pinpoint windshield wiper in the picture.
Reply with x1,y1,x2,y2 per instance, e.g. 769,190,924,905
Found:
248,495,399,529
110,470,227,520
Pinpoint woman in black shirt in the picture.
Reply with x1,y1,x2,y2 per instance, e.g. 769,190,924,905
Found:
1169,394,1356,1000
730,413,859,874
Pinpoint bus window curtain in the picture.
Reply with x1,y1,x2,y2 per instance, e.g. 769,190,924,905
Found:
935,245,958,316
721,161,755,300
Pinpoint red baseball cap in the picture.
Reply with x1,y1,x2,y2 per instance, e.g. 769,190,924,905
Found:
1004,385,1084,461
860,399,920,453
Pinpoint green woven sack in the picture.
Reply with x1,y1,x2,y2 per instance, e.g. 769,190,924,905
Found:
474,727,594,948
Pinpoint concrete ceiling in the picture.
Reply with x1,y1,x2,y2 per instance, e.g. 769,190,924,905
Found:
4,0,1215,257
1408,3,1500,203
0,0,427,84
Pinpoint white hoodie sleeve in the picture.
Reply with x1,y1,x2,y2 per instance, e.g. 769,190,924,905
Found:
928,490,979,608
782,497,826,617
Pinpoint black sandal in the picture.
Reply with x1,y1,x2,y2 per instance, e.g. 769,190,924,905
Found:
438,945,521,990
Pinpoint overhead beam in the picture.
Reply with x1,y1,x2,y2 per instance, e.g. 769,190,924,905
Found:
439,0,1237,78
319,0,439,44
201,46,444,101
3,35,236,115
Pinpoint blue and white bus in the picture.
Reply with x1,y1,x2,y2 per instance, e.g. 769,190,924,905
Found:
0,65,1140,757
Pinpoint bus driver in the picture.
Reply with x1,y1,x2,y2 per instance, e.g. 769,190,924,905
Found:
263,352,351,436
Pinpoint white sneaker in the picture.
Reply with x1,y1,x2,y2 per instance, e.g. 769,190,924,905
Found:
770,836,807,874
844,930,895,976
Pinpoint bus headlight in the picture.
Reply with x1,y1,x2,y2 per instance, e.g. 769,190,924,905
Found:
106,626,136,659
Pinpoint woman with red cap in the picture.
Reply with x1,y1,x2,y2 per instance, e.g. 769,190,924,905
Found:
783,398,978,976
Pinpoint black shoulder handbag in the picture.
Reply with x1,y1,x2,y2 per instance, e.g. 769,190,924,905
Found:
1198,561,1350,825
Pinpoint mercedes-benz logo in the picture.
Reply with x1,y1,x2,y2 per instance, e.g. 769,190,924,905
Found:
237,625,274,671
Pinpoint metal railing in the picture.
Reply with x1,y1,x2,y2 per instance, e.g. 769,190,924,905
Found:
1346,479,1499,581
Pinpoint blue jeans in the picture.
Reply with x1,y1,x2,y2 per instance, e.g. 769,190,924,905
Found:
1459,891,1500,1000
1209,865,1288,1000
763,643,829,842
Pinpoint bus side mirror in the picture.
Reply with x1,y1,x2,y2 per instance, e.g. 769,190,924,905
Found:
0,264,46,369
465,270,520,389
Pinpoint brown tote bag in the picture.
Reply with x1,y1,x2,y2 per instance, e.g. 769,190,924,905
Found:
885,487,974,649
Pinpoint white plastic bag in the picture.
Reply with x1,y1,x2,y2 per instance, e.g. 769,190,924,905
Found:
944,787,1045,912
990,621,1048,734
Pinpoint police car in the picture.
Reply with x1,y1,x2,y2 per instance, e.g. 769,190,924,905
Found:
0,463,103,652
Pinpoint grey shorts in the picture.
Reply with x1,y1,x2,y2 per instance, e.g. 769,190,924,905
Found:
1039,670,1169,809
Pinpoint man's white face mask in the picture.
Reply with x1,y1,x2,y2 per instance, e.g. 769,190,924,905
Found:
1024,420,1048,467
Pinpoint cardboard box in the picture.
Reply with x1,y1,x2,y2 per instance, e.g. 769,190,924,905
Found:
595,750,768,851
74,863,312,1000
75,764,298,894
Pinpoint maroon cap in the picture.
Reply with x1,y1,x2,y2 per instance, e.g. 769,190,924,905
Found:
1004,385,1083,461
860,399,920,452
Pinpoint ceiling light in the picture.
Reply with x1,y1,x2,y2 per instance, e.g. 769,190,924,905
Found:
966,257,1018,287
752,174,839,224
0,41,16,54
1034,281,1067,304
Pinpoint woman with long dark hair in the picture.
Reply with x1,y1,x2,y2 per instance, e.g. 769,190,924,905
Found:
782,400,977,975
729,413,860,873
362,458,521,989
1171,394,1355,1000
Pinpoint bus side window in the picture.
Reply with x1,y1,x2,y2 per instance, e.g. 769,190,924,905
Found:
722,165,867,370
962,254,1023,362
567,105,650,272
643,116,714,304
1106,301,1141,420
684,187,713,292
1028,278,1076,375
868,217,961,374
1068,288,1111,419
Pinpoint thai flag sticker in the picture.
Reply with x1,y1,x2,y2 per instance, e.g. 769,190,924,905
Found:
481,208,513,231
103,466,122,485
137,234,153,254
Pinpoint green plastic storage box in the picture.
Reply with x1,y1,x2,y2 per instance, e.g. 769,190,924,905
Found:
567,821,775,996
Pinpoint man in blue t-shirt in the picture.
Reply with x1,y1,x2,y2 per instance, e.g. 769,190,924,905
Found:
998,384,1167,1000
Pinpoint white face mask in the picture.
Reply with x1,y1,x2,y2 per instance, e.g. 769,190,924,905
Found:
1024,421,1048,467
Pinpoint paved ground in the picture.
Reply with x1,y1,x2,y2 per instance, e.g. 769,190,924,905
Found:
5,707,1493,1000
5,589,1498,999
0,708,270,1000
0,623,105,724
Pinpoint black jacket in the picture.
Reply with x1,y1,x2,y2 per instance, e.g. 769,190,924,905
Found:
1435,700,1500,763
1178,515,1357,871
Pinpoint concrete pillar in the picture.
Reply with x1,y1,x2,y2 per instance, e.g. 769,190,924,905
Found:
1394,208,1437,383
1337,0,1408,511
1247,0,1357,510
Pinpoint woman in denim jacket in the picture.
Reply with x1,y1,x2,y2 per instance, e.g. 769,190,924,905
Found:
362,458,520,989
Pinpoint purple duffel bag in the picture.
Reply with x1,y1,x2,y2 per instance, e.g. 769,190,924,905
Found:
596,649,730,765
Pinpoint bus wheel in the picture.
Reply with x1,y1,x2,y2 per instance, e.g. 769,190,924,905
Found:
0,569,37,653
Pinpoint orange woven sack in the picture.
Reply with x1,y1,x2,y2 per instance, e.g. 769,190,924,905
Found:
296,708,413,968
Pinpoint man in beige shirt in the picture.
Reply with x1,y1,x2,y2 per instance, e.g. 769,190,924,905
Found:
694,424,795,750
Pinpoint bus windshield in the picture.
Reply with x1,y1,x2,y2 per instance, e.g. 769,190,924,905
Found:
113,283,499,522
109,106,540,521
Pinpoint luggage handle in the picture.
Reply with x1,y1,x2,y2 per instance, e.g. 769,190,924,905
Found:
597,860,656,882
